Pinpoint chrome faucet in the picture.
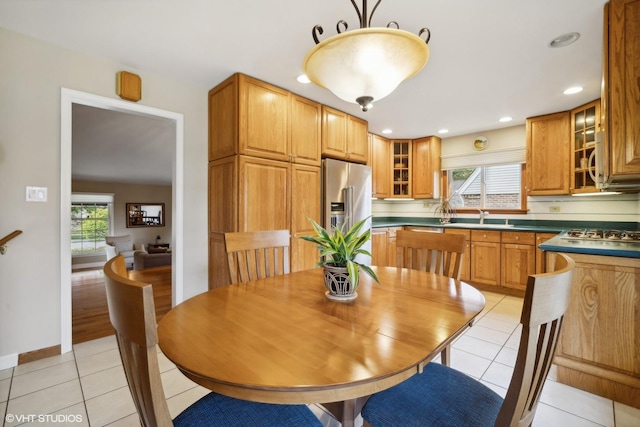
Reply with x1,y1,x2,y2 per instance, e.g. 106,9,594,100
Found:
477,208,488,224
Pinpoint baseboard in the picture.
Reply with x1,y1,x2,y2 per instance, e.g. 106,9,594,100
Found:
0,353,18,370
17,345,61,365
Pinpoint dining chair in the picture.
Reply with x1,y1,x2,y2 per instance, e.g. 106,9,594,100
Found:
361,252,575,427
224,229,290,284
396,229,466,365
396,229,466,280
103,255,322,427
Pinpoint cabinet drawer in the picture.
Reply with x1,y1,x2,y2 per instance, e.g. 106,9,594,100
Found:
471,230,501,243
501,231,535,245
445,229,471,239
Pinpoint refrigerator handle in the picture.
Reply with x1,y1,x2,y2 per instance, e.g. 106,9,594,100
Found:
343,186,354,230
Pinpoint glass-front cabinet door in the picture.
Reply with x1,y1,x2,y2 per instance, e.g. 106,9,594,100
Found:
390,140,411,197
571,99,600,194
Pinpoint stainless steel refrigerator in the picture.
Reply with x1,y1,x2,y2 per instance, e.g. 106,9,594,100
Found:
322,158,373,265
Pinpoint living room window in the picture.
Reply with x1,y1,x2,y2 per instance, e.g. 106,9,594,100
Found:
71,193,114,255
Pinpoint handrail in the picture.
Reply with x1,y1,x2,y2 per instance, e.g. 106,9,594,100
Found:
0,230,23,254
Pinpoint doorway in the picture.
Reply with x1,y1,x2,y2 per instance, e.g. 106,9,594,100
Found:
60,88,185,353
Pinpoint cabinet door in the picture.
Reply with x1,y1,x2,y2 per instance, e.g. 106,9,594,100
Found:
321,106,348,160
209,156,238,233
371,133,391,198
238,156,290,232
445,229,471,282
606,0,640,177
471,241,501,286
371,228,388,266
535,232,558,273
390,140,412,197
526,111,571,195
208,75,238,161
347,114,368,163
501,243,535,290
290,95,321,166
571,100,600,193
239,75,291,161
412,136,441,199
387,227,400,267
290,165,321,272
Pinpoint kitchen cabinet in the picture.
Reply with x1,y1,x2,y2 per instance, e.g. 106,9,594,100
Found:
500,231,536,291
525,111,571,195
370,227,402,267
321,106,368,163
412,136,441,199
390,140,412,197
470,230,501,286
602,0,640,178
370,133,391,198
553,252,640,409
571,99,600,194
208,73,322,288
208,73,321,166
444,229,471,282
535,232,558,273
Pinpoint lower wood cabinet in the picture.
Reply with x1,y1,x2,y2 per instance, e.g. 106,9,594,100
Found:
370,227,401,267
553,252,640,409
500,232,536,291
535,232,558,273
470,230,502,287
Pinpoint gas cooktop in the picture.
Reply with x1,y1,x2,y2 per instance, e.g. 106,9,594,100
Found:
562,229,640,242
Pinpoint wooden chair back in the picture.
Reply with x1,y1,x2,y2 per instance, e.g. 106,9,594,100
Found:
396,230,466,280
224,230,291,284
495,252,575,427
103,255,173,427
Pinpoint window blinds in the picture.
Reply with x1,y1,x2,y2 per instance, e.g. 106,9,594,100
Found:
441,147,525,170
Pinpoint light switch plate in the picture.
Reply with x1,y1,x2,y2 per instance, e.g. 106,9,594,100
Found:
26,186,47,202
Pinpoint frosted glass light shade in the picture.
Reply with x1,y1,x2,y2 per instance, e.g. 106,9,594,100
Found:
303,27,429,110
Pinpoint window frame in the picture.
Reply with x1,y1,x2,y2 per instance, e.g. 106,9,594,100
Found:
442,163,528,214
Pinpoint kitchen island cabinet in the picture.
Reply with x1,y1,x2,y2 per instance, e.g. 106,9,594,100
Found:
551,252,640,409
525,111,571,195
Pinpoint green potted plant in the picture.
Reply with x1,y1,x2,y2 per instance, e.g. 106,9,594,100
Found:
301,217,379,301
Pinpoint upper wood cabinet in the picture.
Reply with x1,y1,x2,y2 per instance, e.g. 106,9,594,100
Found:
209,73,321,166
370,133,391,198
602,0,640,177
290,94,322,166
412,136,441,199
571,99,600,194
390,139,412,197
321,106,368,163
525,111,571,195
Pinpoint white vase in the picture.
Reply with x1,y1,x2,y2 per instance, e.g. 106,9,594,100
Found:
323,265,358,302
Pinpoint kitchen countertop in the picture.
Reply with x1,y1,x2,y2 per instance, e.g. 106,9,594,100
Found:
372,217,640,258
539,234,640,258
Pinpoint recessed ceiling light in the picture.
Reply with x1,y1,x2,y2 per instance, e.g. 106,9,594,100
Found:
382,129,392,134
438,129,449,134
563,86,583,95
499,117,512,123
296,74,311,84
549,32,580,48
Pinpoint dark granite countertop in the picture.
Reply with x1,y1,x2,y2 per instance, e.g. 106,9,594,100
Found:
372,217,640,258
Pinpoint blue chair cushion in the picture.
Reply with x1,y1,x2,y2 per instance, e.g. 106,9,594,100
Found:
173,392,323,426
361,362,503,427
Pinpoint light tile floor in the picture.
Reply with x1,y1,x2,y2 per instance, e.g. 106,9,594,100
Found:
2,291,639,426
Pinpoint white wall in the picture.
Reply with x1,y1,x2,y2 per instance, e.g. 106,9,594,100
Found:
0,28,209,362
373,125,639,222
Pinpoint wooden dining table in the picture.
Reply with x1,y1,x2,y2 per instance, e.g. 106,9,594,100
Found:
157,266,486,426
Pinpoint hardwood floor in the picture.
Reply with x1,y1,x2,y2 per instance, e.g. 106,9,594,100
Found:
72,266,172,344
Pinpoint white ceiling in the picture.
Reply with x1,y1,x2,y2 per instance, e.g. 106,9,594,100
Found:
0,0,608,184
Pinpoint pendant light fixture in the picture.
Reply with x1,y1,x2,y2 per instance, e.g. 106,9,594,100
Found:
303,0,431,112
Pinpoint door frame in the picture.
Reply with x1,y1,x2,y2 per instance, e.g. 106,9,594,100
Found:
60,88,185,353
